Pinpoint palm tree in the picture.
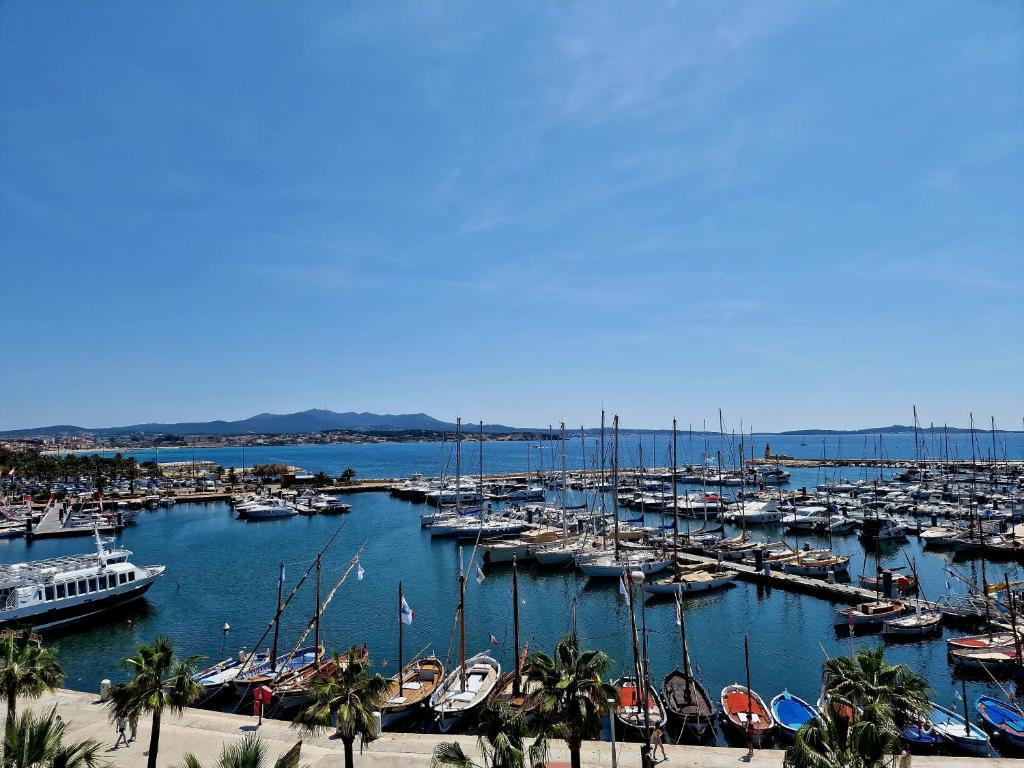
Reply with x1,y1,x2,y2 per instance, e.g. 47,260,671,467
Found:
431,703,547,768
785,703,901,768
291,648,390,768
0,632,63,721
107,635,202,768
3,706,105,768
821,647,929,724
528,635,618,768
173,733,302,768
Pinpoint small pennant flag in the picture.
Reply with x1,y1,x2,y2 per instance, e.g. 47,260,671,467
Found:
675,600,683,627
357,563,365,581
490,633,499,645
619,576,629,599
280,563,286,583
401,596,415,625
476,565,486,584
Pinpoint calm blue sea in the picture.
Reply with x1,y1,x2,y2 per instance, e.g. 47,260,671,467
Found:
2,479,1022,754
85,431,1023,479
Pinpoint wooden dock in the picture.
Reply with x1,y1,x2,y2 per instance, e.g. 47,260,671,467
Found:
27,503,119,540
675,551,938,609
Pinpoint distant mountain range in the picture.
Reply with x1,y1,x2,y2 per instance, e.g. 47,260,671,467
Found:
0,410,521,437
0,412,1016,439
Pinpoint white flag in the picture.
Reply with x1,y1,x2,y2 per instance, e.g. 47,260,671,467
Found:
280,563,286,584
619,576,629,600
357,564,365,581
475,565,486,585
676,600,683,627
400,596,415,625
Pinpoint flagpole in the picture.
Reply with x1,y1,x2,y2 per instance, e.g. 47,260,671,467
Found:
398,581,404,684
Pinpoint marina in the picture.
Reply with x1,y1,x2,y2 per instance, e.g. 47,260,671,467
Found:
2,430,1023,758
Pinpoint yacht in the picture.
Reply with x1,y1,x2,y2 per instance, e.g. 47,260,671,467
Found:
0,529,165,629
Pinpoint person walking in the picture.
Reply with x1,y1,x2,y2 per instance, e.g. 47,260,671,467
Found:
128,711,139,743
114,715,129,748
745,717,755,761
651,725,667,761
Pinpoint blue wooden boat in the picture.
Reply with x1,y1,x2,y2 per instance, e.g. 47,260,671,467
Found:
976,695,1024,748
770,690,817,739
928,702,990,755
900,722,940,751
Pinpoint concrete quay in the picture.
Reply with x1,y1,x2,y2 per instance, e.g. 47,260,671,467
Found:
22,690,1018,768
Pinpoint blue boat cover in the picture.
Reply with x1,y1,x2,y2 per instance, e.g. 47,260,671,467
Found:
774,691,815,730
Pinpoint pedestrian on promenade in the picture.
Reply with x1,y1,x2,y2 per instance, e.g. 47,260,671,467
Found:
651,726,667,761
129,712,139,743
114,716,129,748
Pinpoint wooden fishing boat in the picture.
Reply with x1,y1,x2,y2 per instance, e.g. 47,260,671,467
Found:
615,675,667,736
231,645,322,691
883,609,943,640
379,656,445,728
976,696,1024,748
900,720,941,752
949,646,1020,676
430,652,501,732
946,632,1018,652
487,556,542,716
859,568,917,593
193,650,269,699
643,563,737,595
782,549,850,578
833,600,908,628
928,701,990,755
770,690,817,740
662,669,714,739
720,683,775,746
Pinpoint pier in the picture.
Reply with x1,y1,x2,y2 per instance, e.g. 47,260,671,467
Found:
674,551,939,609
27,690,1006,768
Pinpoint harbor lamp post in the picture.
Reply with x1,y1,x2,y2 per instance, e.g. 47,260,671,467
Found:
607,697,618,768
629,569,653,768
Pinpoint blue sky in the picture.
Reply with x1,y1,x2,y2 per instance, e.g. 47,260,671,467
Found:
1,1,1021,432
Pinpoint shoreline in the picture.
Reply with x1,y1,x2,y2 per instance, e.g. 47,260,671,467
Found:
27,689,1010,768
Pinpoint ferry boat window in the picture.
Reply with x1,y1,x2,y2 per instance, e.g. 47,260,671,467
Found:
67,582,77,596
119,573,127,585
88,578,97,592
45,586,54,601
98,576,107,589
128,572,136,582
56,583,65,598
78,580,87,593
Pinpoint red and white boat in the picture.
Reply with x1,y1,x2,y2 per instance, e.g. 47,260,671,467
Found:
720,683,776,746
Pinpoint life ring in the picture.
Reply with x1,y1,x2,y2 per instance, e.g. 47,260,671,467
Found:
920,720,933,735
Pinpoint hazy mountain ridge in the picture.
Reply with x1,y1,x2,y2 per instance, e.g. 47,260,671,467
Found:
1,413,1017,439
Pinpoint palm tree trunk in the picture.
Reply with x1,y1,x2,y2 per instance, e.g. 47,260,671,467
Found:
6,683,16,722
148,708,162,768
568,738,582,768
343,737,354,768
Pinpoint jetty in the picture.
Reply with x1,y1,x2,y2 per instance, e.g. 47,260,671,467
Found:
27,690,1006,768
27,504,120,540
675,551,940,609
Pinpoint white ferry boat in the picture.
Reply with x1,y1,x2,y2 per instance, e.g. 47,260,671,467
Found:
0,529,165,629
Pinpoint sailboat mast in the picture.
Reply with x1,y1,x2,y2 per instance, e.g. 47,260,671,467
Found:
455,418,462,514
459,546,467,689
479,421,484,507
600,410,606,549
744,634,753,721
677,594,692,703
613,415,620,561
561,423,567,543
398,580,404,683
672,419,679,555
314,554,322,665
512,556,521,696
271,561,284,671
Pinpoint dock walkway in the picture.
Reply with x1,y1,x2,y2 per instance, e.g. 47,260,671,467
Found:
27,690,1010,768
28,504,118,540
675,551,938,609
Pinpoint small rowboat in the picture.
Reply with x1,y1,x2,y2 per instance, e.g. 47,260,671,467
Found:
859,569,917,594
615,676,667,736
900,721,941,752
770,690,817,740
976,696,1024,748
833,600,908,628
883,609,942,640
643,564,737,595
430,652,502,733
928,702,990,755
379,656,445,729
946,632,1017,652
662,669,715,739
720,683,775,746
949,646,1021,676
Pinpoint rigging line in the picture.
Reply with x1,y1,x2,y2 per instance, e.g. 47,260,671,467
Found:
211,519,349,698
272,541,367,685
